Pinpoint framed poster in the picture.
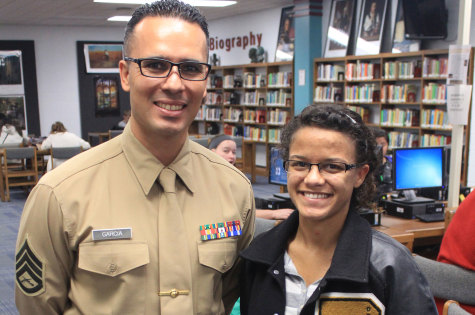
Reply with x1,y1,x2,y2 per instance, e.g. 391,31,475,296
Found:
84,44,123,73
275,6,295,62
0,95,27,132
0,50,24,95
94,76,119,116
391,0,420,53
355,0,387,56
324,0,355,58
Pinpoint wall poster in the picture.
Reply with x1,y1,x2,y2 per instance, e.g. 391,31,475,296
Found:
94,76,119,116
84,44,123,73
275,6,295,62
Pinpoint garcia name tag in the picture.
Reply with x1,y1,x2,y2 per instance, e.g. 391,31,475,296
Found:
92,228,132,241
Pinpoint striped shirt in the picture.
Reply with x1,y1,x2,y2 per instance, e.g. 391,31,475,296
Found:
284,251,321,315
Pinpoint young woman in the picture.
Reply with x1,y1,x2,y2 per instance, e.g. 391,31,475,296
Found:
240,105,437,314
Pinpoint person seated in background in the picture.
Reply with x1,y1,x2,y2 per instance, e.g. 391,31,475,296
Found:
0,117,24,145
371,127,393,201
435,189,475,314
208,134,295,220
112,110,131,130
239,105,437,314
40,121,91,171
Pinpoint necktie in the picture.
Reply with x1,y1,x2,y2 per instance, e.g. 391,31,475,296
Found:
157,167,193,313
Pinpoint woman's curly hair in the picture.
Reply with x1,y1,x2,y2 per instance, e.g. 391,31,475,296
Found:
278,104,380,210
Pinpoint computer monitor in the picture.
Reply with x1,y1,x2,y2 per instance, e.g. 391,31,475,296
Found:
269,146,287,186
392,146,444,203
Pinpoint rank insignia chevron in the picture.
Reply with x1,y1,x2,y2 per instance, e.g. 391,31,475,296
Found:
15,237,45,296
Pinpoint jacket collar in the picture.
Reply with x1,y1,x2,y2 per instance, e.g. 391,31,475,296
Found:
241,209,372,283
121,124,195,196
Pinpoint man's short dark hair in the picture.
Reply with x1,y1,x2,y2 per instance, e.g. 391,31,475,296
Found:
123,0,209,56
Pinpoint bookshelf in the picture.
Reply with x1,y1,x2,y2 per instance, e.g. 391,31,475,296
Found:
313,49,473,184
190,61,293,182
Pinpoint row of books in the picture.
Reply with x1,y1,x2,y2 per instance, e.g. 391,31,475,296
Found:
345,84,380,103
346,62,380,80
243,126,266,142
242,91,266,105
266,90,292,106
268,71,292,87
347,105,370,123
223,124,243,137
314,86,343,102
243,72,266,88
268,128,282,143
422,57,448,78
380,84,418,103
316,64,345,81
383,61,421,79
223,108,242,122
268,109,289,125
388,131,419,148
421,109,451,129
422,83,446,104
244,109,266,124
380,109,419,127
420,133,451,147
223,75,235,88
195,106,222,121
205,92,223,105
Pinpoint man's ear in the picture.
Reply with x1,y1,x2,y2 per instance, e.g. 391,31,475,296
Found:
119,60,131,92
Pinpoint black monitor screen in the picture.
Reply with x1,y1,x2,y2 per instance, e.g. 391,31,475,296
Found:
393,147,444,191
269,147,287,186
402,0,447,39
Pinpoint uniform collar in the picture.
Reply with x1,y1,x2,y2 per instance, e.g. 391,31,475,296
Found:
241,209,372,283
121,125,195,195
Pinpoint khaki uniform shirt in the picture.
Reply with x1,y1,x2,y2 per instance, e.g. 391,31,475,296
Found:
15,125,255,314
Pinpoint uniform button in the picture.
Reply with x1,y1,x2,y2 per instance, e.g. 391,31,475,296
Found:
273,270,279,275
108,263,118,273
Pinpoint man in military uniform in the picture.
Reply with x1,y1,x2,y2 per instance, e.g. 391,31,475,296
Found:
15,1,255,314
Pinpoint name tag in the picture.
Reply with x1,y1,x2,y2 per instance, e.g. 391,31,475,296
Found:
92,228,132,241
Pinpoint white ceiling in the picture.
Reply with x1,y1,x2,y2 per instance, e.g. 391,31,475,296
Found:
0,0,293,27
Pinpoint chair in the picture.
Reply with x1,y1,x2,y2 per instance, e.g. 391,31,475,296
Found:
50,146,83,169
1,147,38,202
108,129,123,139
254,218,277,238
413,255,475,311
443,300,471,315
392,232,414,252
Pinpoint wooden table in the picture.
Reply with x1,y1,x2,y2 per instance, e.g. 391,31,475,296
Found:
373,214,445,250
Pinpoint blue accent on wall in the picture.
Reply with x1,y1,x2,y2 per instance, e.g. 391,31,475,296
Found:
293,4,323,115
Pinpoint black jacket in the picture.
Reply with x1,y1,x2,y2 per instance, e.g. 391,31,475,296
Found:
240,210,437,315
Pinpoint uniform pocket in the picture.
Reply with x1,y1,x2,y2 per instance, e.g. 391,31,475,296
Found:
78,242,149,276
197,238,237,273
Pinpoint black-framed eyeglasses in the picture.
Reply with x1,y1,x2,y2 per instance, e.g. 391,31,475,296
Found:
124,57,211,81
283,160,363,176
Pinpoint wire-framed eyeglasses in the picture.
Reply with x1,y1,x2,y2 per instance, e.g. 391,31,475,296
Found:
283,160,363,177
124,57,211,81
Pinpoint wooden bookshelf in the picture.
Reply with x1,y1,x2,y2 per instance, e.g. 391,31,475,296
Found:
190,61,293,182
313,49,473,184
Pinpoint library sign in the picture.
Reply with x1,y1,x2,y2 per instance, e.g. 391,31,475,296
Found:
210,32,263,52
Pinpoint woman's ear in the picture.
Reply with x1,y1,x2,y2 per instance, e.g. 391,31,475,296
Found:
354,164,370,188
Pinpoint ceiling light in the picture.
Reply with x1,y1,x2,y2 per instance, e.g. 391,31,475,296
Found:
108,15,132,21
95,0,236,7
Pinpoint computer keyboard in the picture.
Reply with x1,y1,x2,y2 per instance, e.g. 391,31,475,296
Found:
415,213,445,222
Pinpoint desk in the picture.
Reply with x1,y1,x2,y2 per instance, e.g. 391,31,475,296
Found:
374,214,445,248
88,132,109,146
